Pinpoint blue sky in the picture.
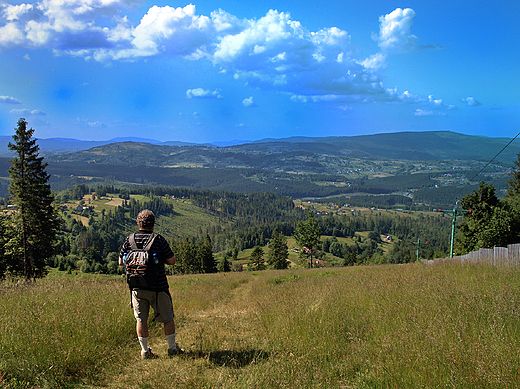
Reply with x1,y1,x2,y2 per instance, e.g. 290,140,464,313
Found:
0,0,519,143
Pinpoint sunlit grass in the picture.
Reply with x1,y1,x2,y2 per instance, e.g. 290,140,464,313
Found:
1,263,520,388
0,273,135,388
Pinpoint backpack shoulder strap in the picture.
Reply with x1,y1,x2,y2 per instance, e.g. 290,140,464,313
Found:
128,233,138,250
144,233,158,251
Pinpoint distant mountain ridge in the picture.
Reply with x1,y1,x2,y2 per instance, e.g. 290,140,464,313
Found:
0,136,206,156
1,131,518,164
237,131,518,163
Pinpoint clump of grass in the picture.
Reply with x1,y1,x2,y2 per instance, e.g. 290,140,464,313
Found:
269,274,301,285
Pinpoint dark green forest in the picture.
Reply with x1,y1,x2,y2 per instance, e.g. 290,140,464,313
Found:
35,183,453,276
0,157,504,203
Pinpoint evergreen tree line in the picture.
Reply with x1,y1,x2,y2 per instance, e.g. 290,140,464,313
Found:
6,180,455,276
316,211,452,264
171,235,218,274
41,160,452,199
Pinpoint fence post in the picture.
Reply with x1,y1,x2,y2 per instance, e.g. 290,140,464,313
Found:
494,247,507,268
508,244,520,269
478,248,493,266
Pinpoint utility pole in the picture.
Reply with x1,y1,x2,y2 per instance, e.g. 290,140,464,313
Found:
411,239,428,262
438,207,471,258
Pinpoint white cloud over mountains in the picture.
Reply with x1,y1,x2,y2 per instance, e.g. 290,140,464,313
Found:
0,1,446,109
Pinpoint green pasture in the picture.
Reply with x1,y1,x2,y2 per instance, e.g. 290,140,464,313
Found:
2,262,519,388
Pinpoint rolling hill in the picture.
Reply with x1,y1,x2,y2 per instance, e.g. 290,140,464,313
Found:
0,131,516,202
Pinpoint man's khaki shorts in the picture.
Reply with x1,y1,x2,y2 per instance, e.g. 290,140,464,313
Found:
131,289,174,323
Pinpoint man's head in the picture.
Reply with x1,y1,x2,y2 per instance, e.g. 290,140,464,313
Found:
137,209,155,230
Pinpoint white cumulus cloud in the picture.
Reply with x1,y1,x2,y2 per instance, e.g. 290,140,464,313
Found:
461,97,482,106
414,109,434,117
242,96,255,107
186,87,223,99
123,5,213,58
374,8,418,53
0,95,21,104
414,108,446,117
10,108,46,115
0,3,448,110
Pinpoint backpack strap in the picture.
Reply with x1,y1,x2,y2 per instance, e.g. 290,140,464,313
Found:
128,233,138,250
128,232,156,251
143,233,157,251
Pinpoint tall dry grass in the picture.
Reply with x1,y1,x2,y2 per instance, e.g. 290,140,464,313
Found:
1,263,519,388
0,273,135,388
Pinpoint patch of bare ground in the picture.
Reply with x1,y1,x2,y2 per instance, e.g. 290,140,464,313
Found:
104,197,124,206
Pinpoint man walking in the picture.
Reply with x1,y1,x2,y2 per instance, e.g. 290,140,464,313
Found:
119,209,182,359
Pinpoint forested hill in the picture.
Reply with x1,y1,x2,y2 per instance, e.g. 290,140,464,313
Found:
37,131,518,167
0,130,516,204
1,131,517,163
246,131,517,162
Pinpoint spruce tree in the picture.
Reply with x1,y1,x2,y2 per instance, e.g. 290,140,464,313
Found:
249,246,266,271
0,213,9,278
268,228,289,269
7,119,60,281
199,235,217,273
294,211,321,267
507,152,520,198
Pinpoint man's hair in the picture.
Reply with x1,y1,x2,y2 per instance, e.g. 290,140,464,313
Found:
137,209,155,229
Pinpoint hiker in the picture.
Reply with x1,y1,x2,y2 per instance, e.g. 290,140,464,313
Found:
119,209,182,359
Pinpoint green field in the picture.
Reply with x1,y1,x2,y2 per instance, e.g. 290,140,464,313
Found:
1,262,519,388
61,194,221,239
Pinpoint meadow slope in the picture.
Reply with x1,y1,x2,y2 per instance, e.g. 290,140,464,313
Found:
1,262,519,388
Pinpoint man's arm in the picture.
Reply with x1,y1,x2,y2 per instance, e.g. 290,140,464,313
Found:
118,239,129,266
164,255,176,266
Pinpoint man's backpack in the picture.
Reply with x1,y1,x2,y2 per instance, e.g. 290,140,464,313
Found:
125,233,158,290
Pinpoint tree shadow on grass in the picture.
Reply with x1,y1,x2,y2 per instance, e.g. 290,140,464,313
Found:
184,349,269,368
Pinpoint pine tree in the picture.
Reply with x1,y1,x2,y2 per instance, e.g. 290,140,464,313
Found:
507,152,520,198
6,119,60,281
294,211,321,267
505,153,520,244
217,256,231,272
199,235,217,273
249,246,265,271
268,228,289,269
173,237,196,274
0,213,10,278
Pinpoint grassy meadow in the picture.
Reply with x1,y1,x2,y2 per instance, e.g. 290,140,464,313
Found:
1,262,520,388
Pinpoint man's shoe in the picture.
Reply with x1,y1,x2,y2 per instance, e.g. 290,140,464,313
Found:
168,345,185,356
141,348,158,359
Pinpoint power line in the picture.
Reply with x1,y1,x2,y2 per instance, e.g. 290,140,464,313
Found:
453,132,520,201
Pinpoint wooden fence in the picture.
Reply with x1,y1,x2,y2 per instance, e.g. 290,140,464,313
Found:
422,243,520,268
